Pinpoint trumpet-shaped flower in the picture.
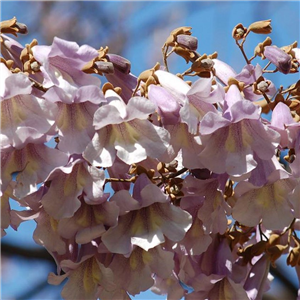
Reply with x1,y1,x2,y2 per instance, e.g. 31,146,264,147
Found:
108,246,174,296
101,174,192,255
232,169,296,230
199,86,280,178
0,63,58,149
41,156,108,220
83,93,170,167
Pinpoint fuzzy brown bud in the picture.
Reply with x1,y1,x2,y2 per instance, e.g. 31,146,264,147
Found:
232,23,247,40
0,17,28,36
287,247,300,267
248,19,272,34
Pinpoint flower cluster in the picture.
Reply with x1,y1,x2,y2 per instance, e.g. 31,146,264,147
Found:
1,17,300,299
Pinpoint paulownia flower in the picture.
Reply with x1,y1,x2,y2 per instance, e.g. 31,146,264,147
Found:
32,37,106,154
48,243,116,300
0,63,57,149
1,141,68,198
41,156,108,220
148,85,181,125
232,169,297,230
101,174,192,255
83,92,170,167
32,36,101,88
108,246,174,296
57,196,119,244
155,70,219,135
186,275,249,300
199,85,280,178
213,59,276,101
264,45,292,74
244,255,272,300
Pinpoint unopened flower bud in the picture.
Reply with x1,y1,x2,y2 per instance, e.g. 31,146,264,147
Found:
177,34,198,51
106,54,131,74
174,46,193,63
15,22,28,34
165,160,178,172
248,19,272,34
200,58,214,69
0,17,28,36
267,244,288,264
94,61,114,74
254,37,272,58
232,23,247,40
287,246,300,267
264,45,292,74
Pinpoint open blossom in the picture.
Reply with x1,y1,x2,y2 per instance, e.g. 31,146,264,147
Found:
213,59,276,101
155,70,219,134
57,196,119,244
232,169,296,229
83,91,170,167
48,244,117,300
32,37,101,88
199,85,280,178
101,174,192,255
0,63,57,149
108,246,174,296
1,18,300,300
1,141,69,198
31,37,106,154
41,156,108,220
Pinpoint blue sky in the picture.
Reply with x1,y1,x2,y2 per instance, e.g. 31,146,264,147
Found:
1,1,300,299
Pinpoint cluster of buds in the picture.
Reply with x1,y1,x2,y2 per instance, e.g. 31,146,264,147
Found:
237,233,289,267
232,19,272,42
